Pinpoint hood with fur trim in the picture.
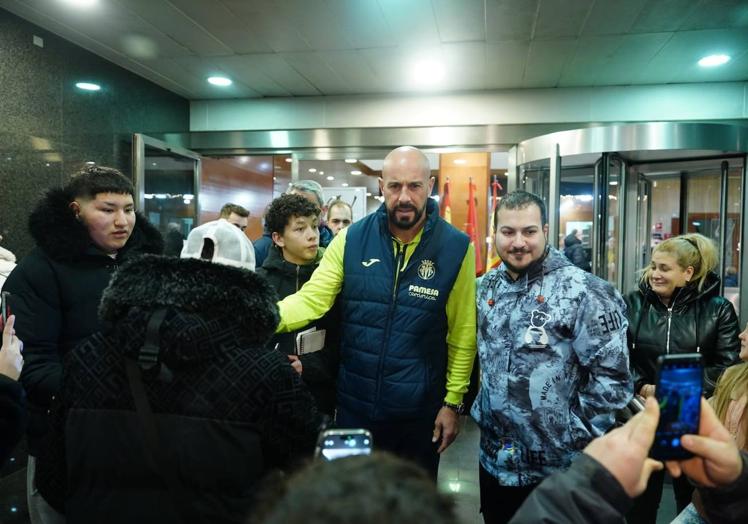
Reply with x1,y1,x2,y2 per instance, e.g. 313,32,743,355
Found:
99,254,280,350
28,187,163,262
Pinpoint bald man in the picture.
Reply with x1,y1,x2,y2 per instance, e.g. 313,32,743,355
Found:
276,146,476,478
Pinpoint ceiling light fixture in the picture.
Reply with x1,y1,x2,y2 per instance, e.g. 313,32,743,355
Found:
342,182,349,187
409,59,446,89
63,0,98,7
308,168,317,173
350,170,362,175
344,158,357,163
698,54,730,67
207,76,232,86
326,176,334,181
76,82,101,91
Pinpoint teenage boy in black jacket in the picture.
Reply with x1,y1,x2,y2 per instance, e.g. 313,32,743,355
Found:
256,194,340,416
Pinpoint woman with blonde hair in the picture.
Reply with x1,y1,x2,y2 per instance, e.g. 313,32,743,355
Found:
624,233,740,523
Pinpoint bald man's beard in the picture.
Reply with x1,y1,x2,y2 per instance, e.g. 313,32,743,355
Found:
387,202,426,230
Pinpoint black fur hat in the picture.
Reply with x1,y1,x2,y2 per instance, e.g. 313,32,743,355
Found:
99,254,280,345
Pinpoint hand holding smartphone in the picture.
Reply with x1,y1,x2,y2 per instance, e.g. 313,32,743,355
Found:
651,354,703,460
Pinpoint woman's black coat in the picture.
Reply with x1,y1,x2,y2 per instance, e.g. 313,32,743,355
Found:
624,273,740,396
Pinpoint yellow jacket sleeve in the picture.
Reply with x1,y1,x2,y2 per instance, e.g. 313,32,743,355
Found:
444,243,478,405
276,229,346,333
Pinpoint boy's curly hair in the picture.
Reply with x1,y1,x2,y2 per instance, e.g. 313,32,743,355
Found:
264,194,320,235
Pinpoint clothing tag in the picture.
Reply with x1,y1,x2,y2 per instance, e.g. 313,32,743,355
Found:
295,327,326,355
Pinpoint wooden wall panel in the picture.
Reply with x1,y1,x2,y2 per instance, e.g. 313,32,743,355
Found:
438,153,489,272
200,156,274,241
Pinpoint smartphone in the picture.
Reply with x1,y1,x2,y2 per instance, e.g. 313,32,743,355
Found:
0,291,10,324
315,428,373,461
651,353,703,460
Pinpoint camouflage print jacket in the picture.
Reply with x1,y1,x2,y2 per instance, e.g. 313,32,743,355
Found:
471,247,632,487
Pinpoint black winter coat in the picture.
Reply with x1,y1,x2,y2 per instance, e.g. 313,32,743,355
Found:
0,374,26,466
624,273,740,396
47,255,321,523
563,234,591,272
2,188,163,455
256,245,340,416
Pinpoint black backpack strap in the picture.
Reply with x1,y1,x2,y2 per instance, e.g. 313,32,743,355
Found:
123,308,195,523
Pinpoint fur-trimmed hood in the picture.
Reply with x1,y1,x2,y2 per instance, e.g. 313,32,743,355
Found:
28,187,163,262
99,255,280,354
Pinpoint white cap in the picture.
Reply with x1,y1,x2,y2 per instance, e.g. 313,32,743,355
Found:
181,219,256,271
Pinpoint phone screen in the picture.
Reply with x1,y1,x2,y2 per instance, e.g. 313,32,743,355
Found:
316,430,372,461
1,292,10,324
652,356,702,460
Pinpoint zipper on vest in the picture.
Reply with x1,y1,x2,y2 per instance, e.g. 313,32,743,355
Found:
374,242,408,418
295,265,300,291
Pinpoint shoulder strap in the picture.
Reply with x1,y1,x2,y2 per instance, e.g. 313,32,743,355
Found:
123,308,196,523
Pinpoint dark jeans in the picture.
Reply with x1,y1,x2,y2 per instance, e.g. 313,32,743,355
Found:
479,464,538,524
335,406,440,480
626,469,694,524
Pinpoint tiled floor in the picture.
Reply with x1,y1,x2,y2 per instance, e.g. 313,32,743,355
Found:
438,416,679,524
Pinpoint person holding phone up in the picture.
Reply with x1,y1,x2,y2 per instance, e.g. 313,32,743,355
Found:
1,314,25,467
624,233,740,522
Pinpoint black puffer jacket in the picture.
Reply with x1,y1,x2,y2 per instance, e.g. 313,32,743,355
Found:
46,255,321,523
2,188,163,455
624,273,740,396
256,245,340,416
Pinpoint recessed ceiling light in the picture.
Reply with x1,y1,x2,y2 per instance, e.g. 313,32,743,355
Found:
342,183,349,187
326,176,334,181
351,170,362,175
453,159,466,165
366,192,372,197
308,168,317,173
609,181,618,186
409,59,446,89
76,82,101,91
698,54,730,67
319,171,324,175
85,161,95,165
63,0,98,7
207,76,232,86
285,158,292,163
344,158,357,163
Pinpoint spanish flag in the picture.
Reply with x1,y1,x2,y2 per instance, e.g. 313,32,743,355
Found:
486,176,503,271
440,178,452,224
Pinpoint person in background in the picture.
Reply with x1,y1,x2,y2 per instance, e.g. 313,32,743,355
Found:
475,190,631,523
162,222,184,257
253,205,274,268
288,180,333,248
563,228,591,272
624,232,740,523
326,199,353,237
2,165,163,522
1,314,25,467
46,219,320,523
256,194,340,416
220,202,250,232
276,146,476,480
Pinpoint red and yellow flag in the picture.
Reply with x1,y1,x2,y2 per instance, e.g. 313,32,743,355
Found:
440,178,452,224
486,176,503,271
466,177,484,275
